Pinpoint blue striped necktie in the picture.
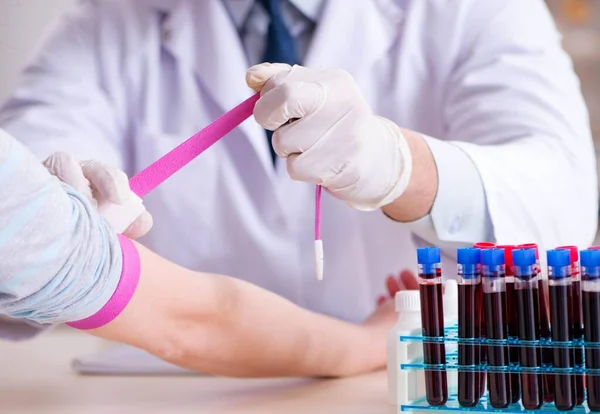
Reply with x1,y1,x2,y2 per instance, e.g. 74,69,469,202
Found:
257,0,298,165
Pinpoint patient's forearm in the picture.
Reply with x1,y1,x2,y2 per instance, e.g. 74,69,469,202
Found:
91,242,380,377
177,275,379,377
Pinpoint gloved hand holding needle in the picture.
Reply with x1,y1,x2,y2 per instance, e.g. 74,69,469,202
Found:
246,63,431,221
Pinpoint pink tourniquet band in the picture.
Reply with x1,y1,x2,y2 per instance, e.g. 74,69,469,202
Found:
66,234,141,330
129,93,260,197
66,95,259,330
65,91,323,325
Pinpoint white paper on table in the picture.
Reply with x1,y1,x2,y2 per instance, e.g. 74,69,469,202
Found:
72,344,206,376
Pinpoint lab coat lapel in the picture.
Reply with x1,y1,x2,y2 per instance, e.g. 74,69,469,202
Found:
305,0,404,76
160,0,275,176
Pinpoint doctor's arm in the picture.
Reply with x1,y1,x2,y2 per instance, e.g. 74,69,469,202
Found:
0,130,389,377
395,0,599,251
393,0,598,250
247,0,598,253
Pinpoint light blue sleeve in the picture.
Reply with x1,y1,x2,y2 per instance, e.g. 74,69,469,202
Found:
0,129,122,326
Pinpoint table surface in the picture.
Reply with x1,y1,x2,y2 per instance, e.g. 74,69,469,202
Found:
0,329,396,414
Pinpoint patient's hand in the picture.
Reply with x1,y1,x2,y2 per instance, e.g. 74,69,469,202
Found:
377,269,418,305
363,299,396,333
356,299,396,369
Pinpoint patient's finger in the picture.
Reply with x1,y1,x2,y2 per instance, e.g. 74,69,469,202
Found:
386,275,401,298
400,270,419,290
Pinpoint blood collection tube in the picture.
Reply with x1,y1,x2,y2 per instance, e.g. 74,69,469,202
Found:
481,248,511,408
498,245,521,403
417,247,448,406
473,241,495,400
557,245,585,406
547,249,576,411
582,249,600,412
517,242,554,403
513,248,544,410
457,248,483,407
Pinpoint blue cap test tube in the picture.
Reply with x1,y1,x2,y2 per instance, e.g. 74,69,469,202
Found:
512,248,544,410
557,245,585,407
547,249,576,411
416,247,448,406
456,248,482,408
478,248,511,408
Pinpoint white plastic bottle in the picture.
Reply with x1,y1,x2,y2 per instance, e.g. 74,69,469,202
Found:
387,290,423,406
442,279,459,393
443,279,458,325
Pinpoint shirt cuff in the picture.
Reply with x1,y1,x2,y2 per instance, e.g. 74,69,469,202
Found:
402,135,494,247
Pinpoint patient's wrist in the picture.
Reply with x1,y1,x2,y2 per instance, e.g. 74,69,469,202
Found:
66,235,141,330
325,326,384,377
361,329,387,372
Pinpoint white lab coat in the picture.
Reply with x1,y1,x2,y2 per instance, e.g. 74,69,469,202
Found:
0,0,597,324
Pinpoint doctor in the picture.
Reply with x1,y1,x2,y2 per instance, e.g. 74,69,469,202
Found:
0,0,597,327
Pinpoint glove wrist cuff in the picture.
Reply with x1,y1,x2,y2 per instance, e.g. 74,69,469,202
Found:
346,117,413,211
97,193,145,234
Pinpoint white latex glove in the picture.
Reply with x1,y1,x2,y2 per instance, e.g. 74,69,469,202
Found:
246,63,413,210
43,152,153,238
